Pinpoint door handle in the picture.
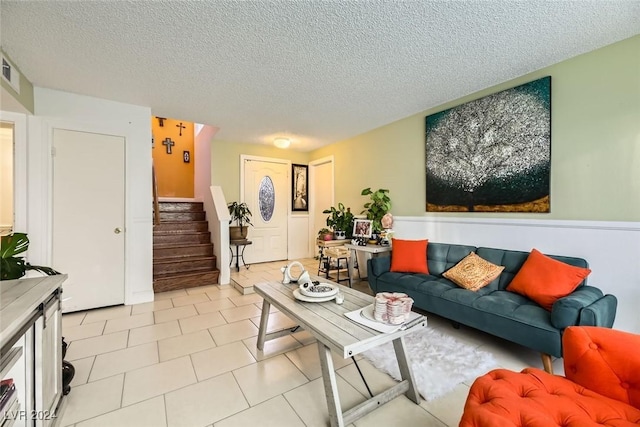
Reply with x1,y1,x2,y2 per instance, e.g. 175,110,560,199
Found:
114,227,123,234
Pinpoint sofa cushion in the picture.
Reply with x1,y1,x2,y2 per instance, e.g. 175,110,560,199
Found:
426,242,476,276
443,252,504,291
390,238,428,274
506,248,591,310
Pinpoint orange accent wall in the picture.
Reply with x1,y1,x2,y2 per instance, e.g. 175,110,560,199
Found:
152,117,194,198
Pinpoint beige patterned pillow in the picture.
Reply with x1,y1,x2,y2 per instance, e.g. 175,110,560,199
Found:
443,252,505,291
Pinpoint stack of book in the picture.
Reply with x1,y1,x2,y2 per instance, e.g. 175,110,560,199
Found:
1,378,18,423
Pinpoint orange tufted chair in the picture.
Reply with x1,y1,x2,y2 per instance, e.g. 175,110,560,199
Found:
459,326,640,426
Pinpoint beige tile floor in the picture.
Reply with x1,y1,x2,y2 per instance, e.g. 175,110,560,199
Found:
59,258,564,427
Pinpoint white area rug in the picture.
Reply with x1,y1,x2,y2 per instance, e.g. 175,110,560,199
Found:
362,327,498,401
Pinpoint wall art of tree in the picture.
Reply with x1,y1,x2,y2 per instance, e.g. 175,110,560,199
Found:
425,76,551,212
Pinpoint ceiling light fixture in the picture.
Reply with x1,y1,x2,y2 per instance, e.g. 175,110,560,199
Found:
273,137,291,149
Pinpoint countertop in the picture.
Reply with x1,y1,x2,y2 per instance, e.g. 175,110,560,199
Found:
1,275,67,346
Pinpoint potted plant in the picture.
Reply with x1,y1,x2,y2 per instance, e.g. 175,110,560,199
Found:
317,228,333,241
322,203,354,239
228,201,253,240
1,232,60,280
361,188,392,234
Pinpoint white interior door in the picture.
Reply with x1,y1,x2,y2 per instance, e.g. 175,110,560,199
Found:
243,158,288,263
52,129,125,312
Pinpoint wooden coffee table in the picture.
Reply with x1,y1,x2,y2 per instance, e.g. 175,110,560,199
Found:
254,279,425,427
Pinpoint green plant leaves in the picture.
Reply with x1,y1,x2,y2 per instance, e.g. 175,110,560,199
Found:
1,232,29,258
1,232,60,281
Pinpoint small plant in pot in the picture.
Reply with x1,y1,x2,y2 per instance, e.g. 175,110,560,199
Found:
322,203,354,239
361,187,392,236
228,201,253,240
317,228,333,241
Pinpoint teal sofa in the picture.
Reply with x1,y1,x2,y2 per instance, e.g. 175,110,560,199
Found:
367,242,617,371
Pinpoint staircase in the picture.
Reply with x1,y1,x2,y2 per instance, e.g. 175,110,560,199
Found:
153,201,220,292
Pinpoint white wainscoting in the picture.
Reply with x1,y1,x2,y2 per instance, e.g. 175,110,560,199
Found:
288,215,311,260
393,216,640,334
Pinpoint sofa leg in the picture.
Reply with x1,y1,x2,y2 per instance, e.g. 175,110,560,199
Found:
541,353,554,374
451,321,460,329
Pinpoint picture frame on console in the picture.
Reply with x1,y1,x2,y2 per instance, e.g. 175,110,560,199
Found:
353,219,372,238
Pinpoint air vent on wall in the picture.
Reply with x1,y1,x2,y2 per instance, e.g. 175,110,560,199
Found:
1,55,21,94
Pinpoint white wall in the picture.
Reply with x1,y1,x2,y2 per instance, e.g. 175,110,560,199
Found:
29,87,153,306
393,216,640,334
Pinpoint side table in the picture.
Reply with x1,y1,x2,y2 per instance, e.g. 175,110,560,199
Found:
230,239,252,272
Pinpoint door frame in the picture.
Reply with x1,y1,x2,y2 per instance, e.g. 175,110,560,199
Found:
240,154,291,259
28,117,153,306
308,156,335,256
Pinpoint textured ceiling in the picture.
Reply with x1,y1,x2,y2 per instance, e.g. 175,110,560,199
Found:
1,1,639,151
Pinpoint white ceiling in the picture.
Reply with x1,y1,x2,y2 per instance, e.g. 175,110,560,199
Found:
1,1,639,151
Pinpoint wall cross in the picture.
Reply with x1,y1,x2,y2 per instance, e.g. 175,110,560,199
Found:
162,137,175,154
176,122,186,136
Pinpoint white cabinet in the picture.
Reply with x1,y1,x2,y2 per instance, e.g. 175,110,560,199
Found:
34,294,62,427
1,276,67,427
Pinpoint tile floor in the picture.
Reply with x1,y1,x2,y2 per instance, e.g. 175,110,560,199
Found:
59,258,564,427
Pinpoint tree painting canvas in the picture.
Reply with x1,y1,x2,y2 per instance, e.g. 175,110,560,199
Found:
425,76,551,212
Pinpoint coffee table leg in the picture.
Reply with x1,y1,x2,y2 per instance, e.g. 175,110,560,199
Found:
256,300,271,350
317,343,344,427
392,336,420,404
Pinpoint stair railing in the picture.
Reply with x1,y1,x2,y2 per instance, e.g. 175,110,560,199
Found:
152,160,160,226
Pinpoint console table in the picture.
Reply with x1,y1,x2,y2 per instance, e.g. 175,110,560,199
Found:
343,243,391,287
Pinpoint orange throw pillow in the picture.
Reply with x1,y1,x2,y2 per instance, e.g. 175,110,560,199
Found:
507,248,591,310
390,239,429,274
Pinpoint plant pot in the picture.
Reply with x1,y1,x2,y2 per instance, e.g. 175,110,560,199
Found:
229,226,248,240
334,230,346,239
320,233,333,241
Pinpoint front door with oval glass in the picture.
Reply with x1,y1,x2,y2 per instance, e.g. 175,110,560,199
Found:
243,159,288,264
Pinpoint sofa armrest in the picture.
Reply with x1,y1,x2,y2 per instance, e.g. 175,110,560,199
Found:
578,294,617,328
550,286,604,329
367,256,391,294
563,326,640,409
368,256,391,277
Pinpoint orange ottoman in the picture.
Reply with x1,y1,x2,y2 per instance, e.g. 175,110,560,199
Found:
459,327,640,426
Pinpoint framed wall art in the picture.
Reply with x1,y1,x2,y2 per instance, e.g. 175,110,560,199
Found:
292,164,308,211
425,76,551,213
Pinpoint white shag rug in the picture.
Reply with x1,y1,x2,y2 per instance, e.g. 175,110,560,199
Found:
362,327,498,401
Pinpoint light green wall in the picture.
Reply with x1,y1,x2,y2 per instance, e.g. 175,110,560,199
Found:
311,35,640,222
0,49,34,113
211,140,310,203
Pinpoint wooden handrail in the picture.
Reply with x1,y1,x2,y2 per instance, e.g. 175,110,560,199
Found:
152,161,160,226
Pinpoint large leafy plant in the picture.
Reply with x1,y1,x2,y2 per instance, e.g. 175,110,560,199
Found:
227,202,253,227
361,188,392,232
322,203,354,236
1,232,60,280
